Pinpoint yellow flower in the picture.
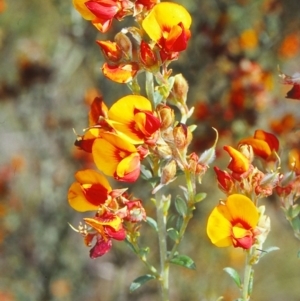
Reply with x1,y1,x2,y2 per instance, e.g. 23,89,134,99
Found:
68,169,112,212
142,2,191,56
238,129,279,161
92,132,141,182
207,194,259,249
107,95,160,144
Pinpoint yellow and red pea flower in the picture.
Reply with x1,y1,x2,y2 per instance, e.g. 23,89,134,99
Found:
73,0,133,33
97,40,123,63
84,211,126,258
207,194,259,249
92,132,142,182
223,145,250,175
288,148,300,175
214,166,235,194
106,95,161,145
142,2,191,61
68,169,113,212
238,129,279,161
102,62,139,83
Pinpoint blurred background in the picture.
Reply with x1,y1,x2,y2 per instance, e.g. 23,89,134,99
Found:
0,0,300,300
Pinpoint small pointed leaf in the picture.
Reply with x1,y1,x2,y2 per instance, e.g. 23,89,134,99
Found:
223,267,241,288
124,238,137,254
195,192,207,203
129,274,156,292
167,228,179,241
170,254,196,270
146,217,158,232
175,196,187,217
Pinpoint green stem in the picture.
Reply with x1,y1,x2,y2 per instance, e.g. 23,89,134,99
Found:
130,239,160,278
146,71,155,107
155,190,169,301
169,170,196,259
242,249,254,301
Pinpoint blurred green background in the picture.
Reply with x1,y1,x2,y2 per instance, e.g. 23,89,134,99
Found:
0,0,300,300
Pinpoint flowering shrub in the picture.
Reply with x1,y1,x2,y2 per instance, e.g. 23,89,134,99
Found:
66,1,300,300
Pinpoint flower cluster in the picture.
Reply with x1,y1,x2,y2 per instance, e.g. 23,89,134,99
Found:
207,129,279,252
69,1,215,260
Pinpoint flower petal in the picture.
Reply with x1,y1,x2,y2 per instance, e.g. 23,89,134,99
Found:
207,204,232,247
226,194,259,229
142,2,191,42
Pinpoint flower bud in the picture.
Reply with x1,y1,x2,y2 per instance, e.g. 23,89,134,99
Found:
156,104,174,131
161,159,177,185
115,32,132,60
140,40,158,69
173,123,192,151
168,74,189,105
96,40,122,62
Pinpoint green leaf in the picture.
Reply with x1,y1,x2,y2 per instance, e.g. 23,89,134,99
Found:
167,228,179,241
176,216,183,231
124,238,137,254
129,274,156,293
223,267,241,288
175,196,187,217
146,216,158,232
194,192,207,203
291,204,300,219
170,254,196,270
140,165,152,180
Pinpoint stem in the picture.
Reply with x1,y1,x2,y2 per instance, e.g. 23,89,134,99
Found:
155,190,169,301
169,169,196,259
146,71,155,107
242,249,254,301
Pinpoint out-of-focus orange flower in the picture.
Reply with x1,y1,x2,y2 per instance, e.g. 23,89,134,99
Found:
207,194,259,249
142,2,191,60
72,0,132,33
239,29,258,50
107,95,160,144
0,0,6,13
279,32,300,59
270,113,296,135
68,169,112,212
288,149,300,175
223,145,250,174
239,129,279,161
102,62,139,83
92,132,141,182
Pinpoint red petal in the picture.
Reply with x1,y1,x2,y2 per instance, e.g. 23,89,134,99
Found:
90,237,112,258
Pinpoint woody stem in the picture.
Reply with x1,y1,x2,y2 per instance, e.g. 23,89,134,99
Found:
155,190,169,301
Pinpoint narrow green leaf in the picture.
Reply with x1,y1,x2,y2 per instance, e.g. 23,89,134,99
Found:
292,204,300,219
175,196,187,217
124,238,137,254
170,254,196,270
167,228,179,241
146,216,158,232
176,216,183,231
223,267,241,288
129,274,156,293
140,165,152,180
297,250,300,258
194,192,207,203
139,247,149,257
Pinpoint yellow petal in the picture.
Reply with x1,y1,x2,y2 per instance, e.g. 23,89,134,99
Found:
75,169,111,189
73,0,95,20
116,153,140,178
226,194,259,228
142,2,191,42
102,63,139,83
68,182,99,212
207,205,232,247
